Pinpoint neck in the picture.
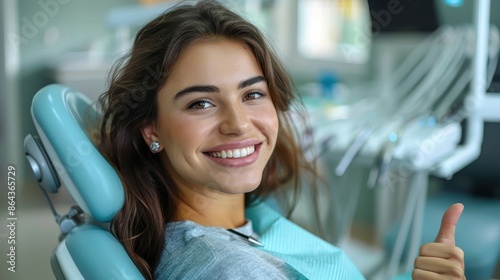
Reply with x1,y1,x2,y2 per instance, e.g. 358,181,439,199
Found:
172,186,246,229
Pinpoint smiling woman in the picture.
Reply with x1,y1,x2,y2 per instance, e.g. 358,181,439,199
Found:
95,1,466,279
96,1,312,278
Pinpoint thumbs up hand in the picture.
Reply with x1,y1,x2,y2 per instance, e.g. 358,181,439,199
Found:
412,203,466,279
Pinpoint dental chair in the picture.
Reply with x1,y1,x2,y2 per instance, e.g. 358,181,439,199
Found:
26,84,391,280
24,84,144,279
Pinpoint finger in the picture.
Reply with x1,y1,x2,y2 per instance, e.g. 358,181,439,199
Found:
414,256,464,275
419,243,465,261
412,268,440,280
435,203,464,245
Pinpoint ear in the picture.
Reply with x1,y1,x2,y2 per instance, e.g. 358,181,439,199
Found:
141,122,163,153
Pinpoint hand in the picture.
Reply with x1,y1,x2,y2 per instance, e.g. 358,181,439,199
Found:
412,203,465,279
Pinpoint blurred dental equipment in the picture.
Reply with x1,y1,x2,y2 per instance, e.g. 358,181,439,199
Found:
307,24,499,183
300,1,500,278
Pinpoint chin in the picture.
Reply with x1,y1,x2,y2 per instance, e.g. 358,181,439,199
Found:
200,168,264,194
218,178,262,195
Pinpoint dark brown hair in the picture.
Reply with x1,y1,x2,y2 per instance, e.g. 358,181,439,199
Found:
97,0,315,278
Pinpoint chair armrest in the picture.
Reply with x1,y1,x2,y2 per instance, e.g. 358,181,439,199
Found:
54,224,144,280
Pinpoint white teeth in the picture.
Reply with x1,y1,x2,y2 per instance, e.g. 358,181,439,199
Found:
209,145,256,159
233,149,241,158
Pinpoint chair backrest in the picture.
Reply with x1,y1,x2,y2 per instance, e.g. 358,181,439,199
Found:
25,84,144,279
29,84,124,222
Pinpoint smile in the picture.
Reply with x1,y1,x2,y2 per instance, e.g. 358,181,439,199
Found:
208,145,256,159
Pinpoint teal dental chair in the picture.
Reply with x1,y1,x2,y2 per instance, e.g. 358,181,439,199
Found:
25,84,416,280
24,84,144,279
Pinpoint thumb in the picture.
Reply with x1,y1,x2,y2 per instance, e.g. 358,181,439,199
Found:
435,203,464,245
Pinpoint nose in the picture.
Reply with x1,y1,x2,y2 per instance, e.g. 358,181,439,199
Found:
218,103,251,136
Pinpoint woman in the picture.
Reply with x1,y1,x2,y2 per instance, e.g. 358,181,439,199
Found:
97,0,465,279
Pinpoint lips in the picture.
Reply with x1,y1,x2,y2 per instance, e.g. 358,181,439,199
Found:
208,145,256,159
203,141,262,167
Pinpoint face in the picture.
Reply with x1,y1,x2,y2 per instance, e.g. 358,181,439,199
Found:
142,38,279,197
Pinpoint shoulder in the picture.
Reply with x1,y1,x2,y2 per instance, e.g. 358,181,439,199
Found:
154,222,297,279
155,235,217,279
154,221,217,278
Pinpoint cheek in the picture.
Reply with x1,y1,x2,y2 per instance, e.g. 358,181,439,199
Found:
159,117,197,157
271,115,279,139
159,117,207,179
260,107,279,143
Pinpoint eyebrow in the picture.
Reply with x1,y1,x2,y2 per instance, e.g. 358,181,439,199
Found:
238,76,266,89
174,76,266,100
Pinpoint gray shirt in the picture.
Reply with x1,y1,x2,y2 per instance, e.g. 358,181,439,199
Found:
154,220,307,279
154,203,366,280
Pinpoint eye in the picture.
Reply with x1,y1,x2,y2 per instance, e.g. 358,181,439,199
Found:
243,91,265,101
188,100,214,110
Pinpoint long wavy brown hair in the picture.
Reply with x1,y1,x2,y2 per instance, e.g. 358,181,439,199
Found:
97,0,316,279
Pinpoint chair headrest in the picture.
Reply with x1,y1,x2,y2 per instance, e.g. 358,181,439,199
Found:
30,84,124,223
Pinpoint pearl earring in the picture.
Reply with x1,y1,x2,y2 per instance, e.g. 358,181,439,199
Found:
149,141,161,153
